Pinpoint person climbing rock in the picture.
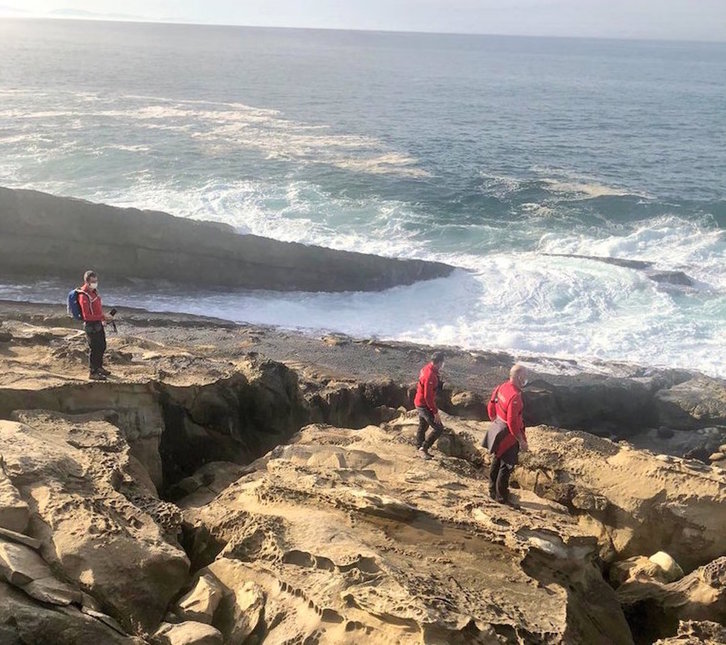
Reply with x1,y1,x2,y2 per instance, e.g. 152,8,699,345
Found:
77,270,112,381
414,351,446,460
485,364,529,505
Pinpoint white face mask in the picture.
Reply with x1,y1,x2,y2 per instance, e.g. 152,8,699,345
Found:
89,281,98,290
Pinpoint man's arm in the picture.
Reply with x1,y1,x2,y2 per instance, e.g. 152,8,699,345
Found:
424,374,438,416
487,386,499,421
507,394,528,450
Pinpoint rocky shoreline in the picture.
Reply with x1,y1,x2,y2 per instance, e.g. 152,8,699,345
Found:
0,301,724,644
0,186,454,292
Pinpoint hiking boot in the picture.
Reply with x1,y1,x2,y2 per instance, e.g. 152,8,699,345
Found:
418,447,433,461
97,367,112,377
89,371,107,381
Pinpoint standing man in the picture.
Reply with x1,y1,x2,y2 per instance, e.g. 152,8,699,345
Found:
77,270,111,381
485,364,529,505
414,352,446,460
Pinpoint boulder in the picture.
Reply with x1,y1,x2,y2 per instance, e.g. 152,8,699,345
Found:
0,580,139,644
175,573,225,625
0,414,189,632
654,377,726,430
0,471,29,533
618,556,726,644
609,556,671,587
152,621,223,645
203,560,265,644
649,552,684,583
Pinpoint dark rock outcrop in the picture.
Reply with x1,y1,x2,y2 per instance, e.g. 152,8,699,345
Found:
0,186,454,291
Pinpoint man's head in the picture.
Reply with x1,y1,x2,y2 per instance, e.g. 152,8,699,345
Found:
510,364,528,389
83,270,98,290
431,352,445,369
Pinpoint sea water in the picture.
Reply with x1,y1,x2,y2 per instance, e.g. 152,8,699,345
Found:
0,20,724,376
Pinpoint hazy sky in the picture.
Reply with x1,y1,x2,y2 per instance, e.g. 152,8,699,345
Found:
1,0,725,42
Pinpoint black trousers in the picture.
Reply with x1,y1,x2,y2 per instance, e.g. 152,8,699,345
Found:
489,443,519,502
84,323,106,373
416,406,444,450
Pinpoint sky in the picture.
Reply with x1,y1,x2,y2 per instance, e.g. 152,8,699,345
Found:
1,0,725,42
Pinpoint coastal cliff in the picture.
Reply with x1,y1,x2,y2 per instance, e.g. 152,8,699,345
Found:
0,187,454,292
0,302,724,643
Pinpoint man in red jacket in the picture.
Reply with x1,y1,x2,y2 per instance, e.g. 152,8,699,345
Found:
414,352,445,460
485,364,529,505
77,270,111,381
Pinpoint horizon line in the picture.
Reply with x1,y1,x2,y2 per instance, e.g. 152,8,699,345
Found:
1,14,725,46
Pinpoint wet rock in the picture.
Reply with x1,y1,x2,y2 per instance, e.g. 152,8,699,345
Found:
0,186,453,292
654,376,726,430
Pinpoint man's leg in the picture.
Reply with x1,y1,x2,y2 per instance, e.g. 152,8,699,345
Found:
495,444,520,504
416,408,430,449
89,328,104,373
422,418,444,451
99,326,107,369
489,456,501,499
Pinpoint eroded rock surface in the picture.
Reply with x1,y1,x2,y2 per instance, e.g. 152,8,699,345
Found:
185,423,633,644
0,414,189,632
618,557,726,644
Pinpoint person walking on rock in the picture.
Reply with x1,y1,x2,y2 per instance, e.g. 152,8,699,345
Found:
414,352,446,460
77,270,112,381
485,364,529,505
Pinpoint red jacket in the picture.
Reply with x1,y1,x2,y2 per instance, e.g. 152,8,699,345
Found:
78,284,104,322
487,380,526,452
414,362,440,414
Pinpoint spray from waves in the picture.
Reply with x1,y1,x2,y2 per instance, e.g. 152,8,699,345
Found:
539,214,726,291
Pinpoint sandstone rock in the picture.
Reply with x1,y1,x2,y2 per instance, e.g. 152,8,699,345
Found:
0,580,138,644
186,423,633,644
649,551,684,582
654,376,726,430
654,620,726,644
609,556,671,587
152,621,223,645
449,389,486,419
0,415,189,632
203,560,265,644
0,526,41,550
708,451,724,462
618,556,726,644
0,471,29,533
0,538,54,586
513,426,726,570
176,573,224,624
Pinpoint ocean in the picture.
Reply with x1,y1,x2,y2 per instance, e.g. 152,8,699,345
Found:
0,19,724,376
